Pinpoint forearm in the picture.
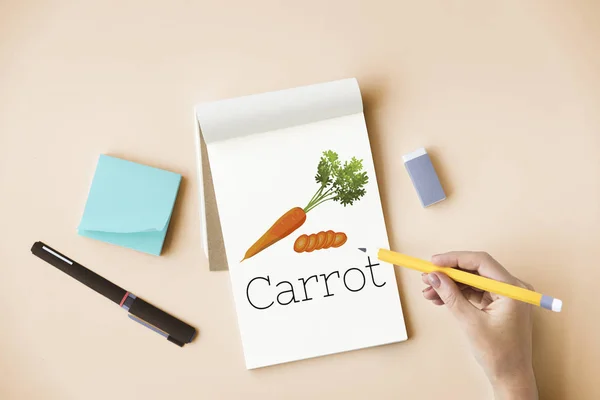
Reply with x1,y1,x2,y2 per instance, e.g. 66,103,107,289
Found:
493,370,538,400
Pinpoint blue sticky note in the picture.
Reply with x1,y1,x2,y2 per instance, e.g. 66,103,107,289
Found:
78,155,181,256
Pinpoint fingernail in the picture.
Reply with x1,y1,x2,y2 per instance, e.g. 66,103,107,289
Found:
422,286,432,293
428,273,441,288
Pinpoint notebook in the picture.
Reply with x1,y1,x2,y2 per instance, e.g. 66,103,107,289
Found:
194,78,407,369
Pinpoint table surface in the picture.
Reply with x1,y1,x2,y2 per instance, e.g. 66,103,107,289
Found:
1,1,599,399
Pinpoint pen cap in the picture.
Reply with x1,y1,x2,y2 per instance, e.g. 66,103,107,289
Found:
128,298,196,345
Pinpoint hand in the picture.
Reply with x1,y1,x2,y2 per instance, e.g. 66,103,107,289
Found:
422,252,538,400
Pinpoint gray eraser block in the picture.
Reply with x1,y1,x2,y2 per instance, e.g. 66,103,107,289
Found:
403,148,446,207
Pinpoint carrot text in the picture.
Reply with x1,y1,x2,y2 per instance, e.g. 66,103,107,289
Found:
246,257,387,310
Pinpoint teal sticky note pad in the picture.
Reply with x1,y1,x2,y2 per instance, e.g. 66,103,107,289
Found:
78,155,181,256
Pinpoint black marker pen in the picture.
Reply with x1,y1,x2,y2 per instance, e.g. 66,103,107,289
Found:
31,241,197,346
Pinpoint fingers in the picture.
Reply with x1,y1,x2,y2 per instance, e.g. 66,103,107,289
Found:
426,272,478,319
518,279,535,291
422,286,439,301
422,287,445,306
431,251,517,284
462,288,487,307
421,273,480,291
423,283,488,309
422,273,432,286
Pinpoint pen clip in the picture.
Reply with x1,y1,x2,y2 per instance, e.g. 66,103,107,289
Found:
127,314,186,347
128,314,168,338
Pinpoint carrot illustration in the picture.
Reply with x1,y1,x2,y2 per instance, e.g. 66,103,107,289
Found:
242,150,368,261
315,232,327,250
305,234,318,252
332,232,347,248
293,231,348,253
242,207,306,261
323,230,336,249
293,234,309,253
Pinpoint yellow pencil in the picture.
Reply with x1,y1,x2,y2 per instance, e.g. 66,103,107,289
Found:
360,248,562,312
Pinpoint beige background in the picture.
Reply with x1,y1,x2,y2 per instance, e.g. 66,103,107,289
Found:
1,1,599,399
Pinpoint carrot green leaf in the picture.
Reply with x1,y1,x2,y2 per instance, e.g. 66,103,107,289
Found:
304,150,369,212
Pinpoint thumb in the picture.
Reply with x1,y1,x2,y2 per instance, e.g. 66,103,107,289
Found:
427,272,476,319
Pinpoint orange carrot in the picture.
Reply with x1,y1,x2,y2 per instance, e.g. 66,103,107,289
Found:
242,207,306,261
323,230,336,249
332,232,347,248
315,231,327,250
305,234,318,252
293,234,309,253
243,151,369,260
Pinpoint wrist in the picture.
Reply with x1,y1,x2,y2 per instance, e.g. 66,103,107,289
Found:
492,368,538,400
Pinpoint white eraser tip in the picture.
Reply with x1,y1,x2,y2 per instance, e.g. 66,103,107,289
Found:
552,298,563,312
402,147,427,163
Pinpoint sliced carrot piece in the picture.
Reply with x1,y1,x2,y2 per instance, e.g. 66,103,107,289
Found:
332,232,347,248
293,234,309,253
323,230,336,249
305,234,318,252
315,231,327,250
